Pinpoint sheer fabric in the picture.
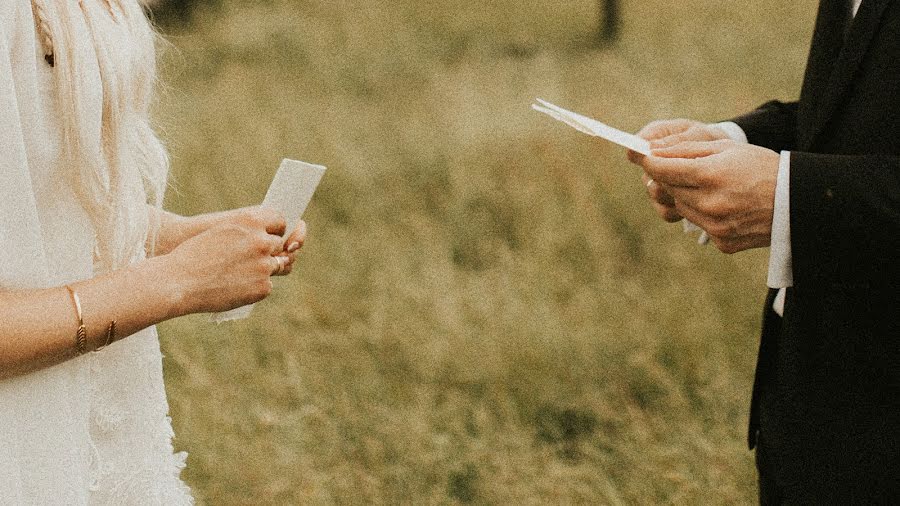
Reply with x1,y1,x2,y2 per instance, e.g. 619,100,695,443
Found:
0,2,192,503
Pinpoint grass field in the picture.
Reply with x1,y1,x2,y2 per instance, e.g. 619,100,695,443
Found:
154,0,818,503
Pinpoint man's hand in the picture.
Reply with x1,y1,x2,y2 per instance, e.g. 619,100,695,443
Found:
640,139,780,254
628,119,731,223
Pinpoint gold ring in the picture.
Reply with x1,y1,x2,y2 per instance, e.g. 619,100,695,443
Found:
646,178,655,188
272,256,284,276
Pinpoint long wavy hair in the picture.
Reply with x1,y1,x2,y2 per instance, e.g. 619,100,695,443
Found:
31,0,168,272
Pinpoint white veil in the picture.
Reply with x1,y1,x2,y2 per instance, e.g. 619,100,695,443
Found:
0,2,190,503
0,4,98,501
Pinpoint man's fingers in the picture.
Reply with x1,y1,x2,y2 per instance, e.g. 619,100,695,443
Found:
673,200,709,232
636,119,694,141
651,139,733,159
641,155,706,187
650,126,725,149
643,174,677,206
653,202,683,223
627,149,645,165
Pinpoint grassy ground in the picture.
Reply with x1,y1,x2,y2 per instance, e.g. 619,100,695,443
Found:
154,0,817,503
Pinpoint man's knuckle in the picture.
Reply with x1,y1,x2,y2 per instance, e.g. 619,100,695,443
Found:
711,237,728,253
710,235,739,254
711,217,740,238
700,196,728,218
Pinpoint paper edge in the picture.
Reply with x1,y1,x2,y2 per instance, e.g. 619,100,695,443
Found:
209,158,326,323
533,98,652,156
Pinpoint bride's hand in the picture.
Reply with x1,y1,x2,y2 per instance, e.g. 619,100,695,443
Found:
225,206,307,275
163,207,297,315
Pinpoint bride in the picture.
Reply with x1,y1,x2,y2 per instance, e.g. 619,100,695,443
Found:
0,1,307,503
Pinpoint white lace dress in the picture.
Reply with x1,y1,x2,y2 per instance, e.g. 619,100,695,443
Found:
0,2,192,504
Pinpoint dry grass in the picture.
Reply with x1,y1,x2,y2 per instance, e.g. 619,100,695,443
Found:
154,0,817,503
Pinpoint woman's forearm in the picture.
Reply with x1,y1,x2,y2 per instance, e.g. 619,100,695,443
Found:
0,255,185,380
0,206,303,380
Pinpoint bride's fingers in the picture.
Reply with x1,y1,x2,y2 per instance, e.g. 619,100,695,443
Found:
271,253,296,276
269,256,284,276
283,220,307,253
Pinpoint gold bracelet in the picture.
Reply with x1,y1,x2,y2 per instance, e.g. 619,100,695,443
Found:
65,285,87,356
104,320,117,348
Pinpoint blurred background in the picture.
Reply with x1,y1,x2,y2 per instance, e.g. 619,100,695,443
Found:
149,0,817,503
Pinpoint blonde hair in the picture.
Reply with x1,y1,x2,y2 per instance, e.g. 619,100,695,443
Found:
31,0,168,272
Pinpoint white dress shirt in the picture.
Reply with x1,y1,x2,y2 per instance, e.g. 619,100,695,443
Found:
713,0,862,316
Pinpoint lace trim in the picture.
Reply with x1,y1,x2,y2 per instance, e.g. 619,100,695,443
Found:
85,333,193,504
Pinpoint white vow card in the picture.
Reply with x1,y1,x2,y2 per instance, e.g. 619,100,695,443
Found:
532,98,651,155
211,159,327,323
532,99,710,244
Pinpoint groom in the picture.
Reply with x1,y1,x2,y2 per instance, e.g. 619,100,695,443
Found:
630,0,900,502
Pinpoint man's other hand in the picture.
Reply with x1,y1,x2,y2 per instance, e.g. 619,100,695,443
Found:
640,139,779,254
627,119,731,224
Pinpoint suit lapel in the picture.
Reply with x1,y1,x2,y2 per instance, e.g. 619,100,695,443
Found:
803,0,891,148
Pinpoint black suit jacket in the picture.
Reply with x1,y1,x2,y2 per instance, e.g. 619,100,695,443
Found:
730,0,900,501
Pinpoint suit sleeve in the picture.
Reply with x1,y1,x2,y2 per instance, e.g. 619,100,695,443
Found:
789,152,900,289
730,100,799,152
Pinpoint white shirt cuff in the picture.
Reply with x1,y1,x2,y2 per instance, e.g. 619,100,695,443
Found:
767,151,793,289
768,151,794,316
713,122,793,315
714,121,749,144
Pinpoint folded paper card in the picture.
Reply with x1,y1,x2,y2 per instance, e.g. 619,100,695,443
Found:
211,159,327,323
532,99,709,244
532,98,651,155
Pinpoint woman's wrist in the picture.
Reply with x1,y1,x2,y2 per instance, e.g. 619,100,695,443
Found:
141,254,194,319
151,208,188,256
156,210,241,257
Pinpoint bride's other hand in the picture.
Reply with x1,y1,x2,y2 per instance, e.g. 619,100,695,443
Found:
216,206,307,276
163,207,290,315
150,205,301,256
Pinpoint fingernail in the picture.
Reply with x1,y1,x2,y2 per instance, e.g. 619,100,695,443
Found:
287,241,301,253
